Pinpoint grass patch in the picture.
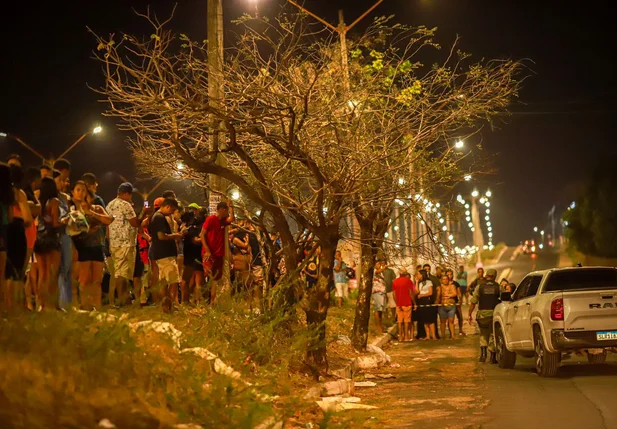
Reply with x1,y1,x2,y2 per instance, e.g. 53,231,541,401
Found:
0,294,348,429
0,291,391,428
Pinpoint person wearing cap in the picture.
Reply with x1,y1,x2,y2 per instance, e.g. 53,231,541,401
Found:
392,267,417,341
188,203,202,216
468,268,502,363
200,199,234,303
106,182,143,305
150,198,183,313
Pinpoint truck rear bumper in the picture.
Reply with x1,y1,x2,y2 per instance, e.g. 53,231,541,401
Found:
551,329,617,350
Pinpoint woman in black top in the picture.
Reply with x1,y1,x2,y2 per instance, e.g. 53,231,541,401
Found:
180,211,205,304
5,165,33,309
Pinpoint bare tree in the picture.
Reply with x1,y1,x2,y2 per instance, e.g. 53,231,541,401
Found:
92,9,524,370
333,20,526,350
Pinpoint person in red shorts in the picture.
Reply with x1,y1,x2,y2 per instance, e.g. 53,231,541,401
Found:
392,267,418,341
200,199,234,303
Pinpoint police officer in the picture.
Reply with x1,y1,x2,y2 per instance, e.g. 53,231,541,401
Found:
468,268,501,364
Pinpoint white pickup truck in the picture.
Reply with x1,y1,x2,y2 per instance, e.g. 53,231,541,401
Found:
493,266,617,377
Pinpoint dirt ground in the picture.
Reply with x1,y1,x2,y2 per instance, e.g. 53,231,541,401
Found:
346,321,493,429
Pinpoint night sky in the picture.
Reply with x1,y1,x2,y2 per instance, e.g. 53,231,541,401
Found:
1,0,615,244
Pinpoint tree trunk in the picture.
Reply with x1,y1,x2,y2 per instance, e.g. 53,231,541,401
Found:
270,212,301,311
351,221,378,351
305,236,336,378
351,208,390,351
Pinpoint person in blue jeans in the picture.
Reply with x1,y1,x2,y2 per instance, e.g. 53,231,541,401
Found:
53,162,73,309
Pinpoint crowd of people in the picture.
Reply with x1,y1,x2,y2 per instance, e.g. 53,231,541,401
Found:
330,250,482,341
0,155,272,314
1,153,509,356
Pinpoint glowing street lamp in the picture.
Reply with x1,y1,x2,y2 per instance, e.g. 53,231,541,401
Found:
533,226,538,232
464,174,472,181
485,190,492,198
454,140,465,149
56,125,105,161
471,190,479,198
231,190,241,200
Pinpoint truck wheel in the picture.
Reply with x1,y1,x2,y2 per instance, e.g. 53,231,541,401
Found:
587,351,607,364
533,326,560,377
495,326,516,369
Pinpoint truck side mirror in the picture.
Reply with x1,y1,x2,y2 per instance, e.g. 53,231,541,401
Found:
500,292,512,302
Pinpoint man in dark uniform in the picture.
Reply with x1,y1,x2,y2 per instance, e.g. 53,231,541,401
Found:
468,268,501,364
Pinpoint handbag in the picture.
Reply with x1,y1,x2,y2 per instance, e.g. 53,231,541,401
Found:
66,210,89,236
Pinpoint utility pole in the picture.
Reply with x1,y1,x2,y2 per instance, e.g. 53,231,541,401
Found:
207,0,225,205
207,0,231,290
338,10,350,90
287,0,384,277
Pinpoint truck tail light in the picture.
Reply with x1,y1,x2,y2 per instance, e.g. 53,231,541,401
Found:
551,298,564,321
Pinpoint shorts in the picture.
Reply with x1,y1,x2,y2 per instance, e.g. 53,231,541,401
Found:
6,219,27,280
156,256,180,284
203,255,224,281
252,265,264,282
386,292,397,308
111,246,136,280
459,286,468,295
438,304,457,319
396,306,412,323
77,246,105,263
335,282,349,298
372,292,386,312
186,255,204,272
232,253,250,272
133,246,145,278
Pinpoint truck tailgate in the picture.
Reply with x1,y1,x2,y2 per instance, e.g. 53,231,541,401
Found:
564,289,617,332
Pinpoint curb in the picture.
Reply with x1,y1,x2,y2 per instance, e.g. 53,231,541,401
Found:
330,325,398,381
371,324,398,349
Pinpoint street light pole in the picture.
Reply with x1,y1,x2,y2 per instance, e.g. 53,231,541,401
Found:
7,135,46,161
56,133,87,160
1,126,102,165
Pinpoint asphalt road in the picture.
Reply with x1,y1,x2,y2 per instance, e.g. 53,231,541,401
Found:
483,352,617,429
486,247,560,285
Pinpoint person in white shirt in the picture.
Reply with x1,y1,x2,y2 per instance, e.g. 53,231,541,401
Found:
106,182,141,305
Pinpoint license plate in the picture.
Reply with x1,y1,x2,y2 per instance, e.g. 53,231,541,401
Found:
597,331,617,341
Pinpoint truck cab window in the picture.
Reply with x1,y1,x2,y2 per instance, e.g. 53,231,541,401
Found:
513,277,531,301
525,275,543,298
